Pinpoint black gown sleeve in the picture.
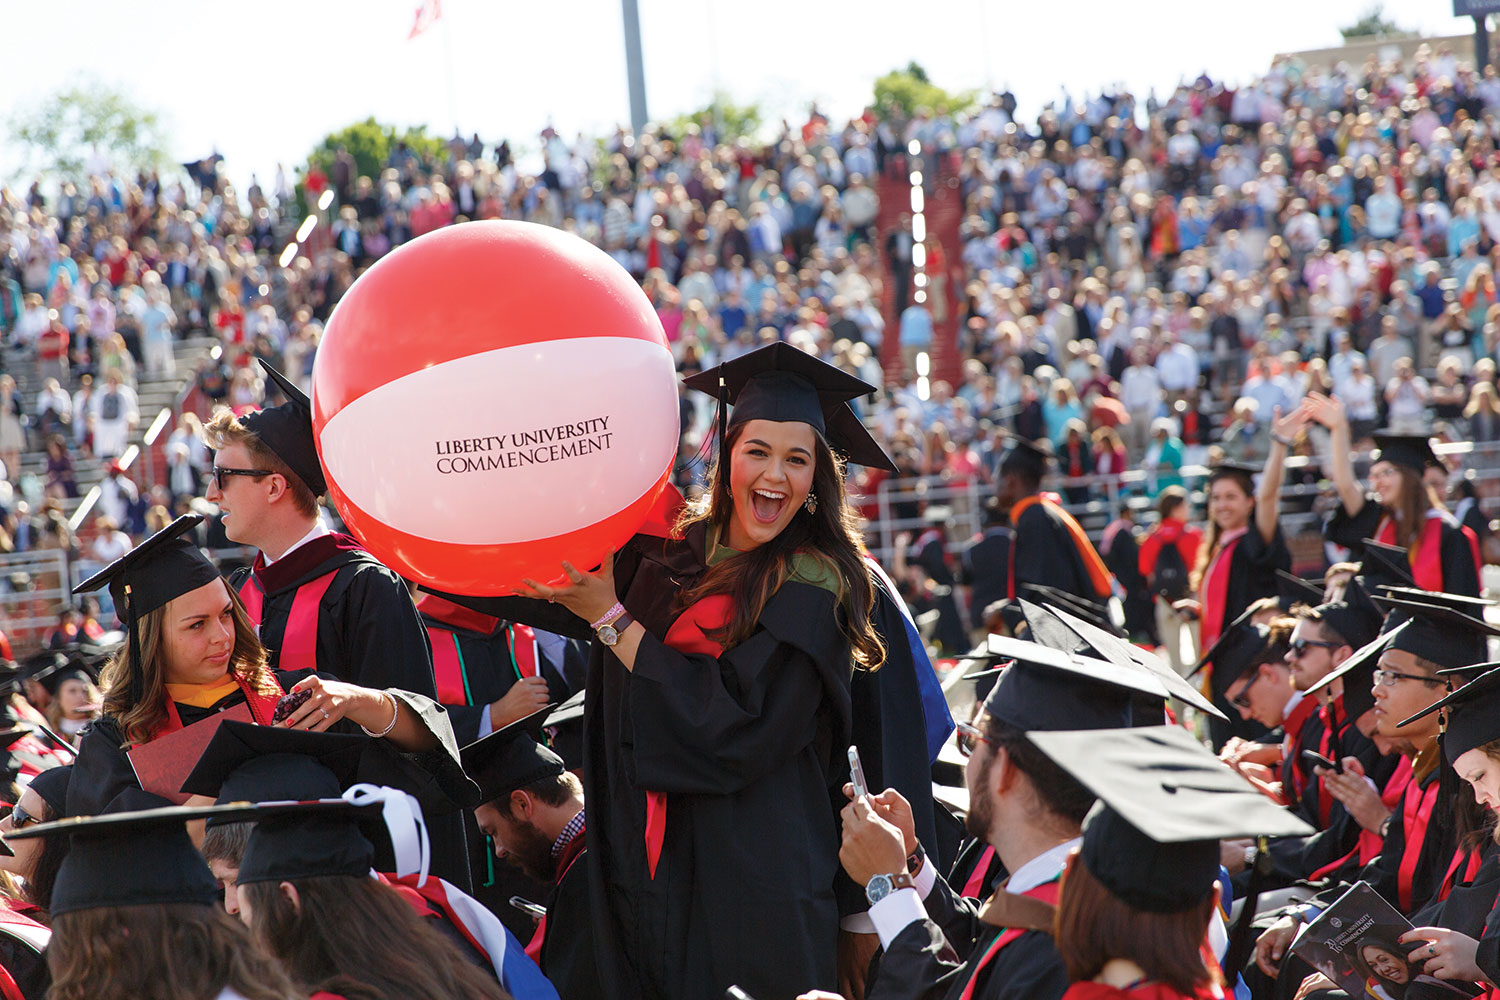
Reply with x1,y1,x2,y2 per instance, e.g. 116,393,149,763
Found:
325,564,440,696
1440,520,1482,598
64,717,134,816
1325,498,1383,552
871,925,1069,1000
542,850,605,1000
626,626,840,795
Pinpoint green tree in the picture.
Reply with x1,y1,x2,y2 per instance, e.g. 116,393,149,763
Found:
1339,3,1410,40
306,117,449,182
665,92,765,142
873,62,977,119
9,82,169,178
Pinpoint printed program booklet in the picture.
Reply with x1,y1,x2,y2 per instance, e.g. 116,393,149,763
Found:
1290,881,1480,999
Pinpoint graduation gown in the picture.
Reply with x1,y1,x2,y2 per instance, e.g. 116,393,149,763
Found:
911,528,968,653
947,838,1008,904
961,527,1014,632
871,874,1069,1000
228,533,440,694
65,669,478,886
535,822,604,1000
460,522,948,1000
1008,495,1113,603
1326,501,1481,598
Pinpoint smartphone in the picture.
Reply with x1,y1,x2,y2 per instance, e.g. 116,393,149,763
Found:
1301,749,1343,774
271,688,312,725
725,988,759,1000
848,745,869,799
508,896,547,920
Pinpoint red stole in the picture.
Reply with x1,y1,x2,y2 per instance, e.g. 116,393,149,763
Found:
525,822,587,964
959,879,1063,1000
1397,772,1441,912
1375,511,1481,592
1008,494,1114,600
151,673,283,740
237,570,337,673
963,844,998,898
1281,696,1320,805
634,593,737,878
1198,527,1248,657
417,594,536,706
1308,754,1413,882
1062,983,1224,1000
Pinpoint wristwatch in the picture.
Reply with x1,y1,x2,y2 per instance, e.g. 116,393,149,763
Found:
1243,845,1259,871
596,610,635,647
865,871,916,906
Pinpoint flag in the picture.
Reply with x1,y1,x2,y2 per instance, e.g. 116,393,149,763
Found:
407,0,442,40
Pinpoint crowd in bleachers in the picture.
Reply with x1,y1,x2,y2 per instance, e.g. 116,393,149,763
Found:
5,41,1500,559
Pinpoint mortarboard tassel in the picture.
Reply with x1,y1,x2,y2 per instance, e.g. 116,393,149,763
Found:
716,374,729,489
125,582,144,708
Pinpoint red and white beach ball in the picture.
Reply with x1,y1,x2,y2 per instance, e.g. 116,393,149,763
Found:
312,221,678,595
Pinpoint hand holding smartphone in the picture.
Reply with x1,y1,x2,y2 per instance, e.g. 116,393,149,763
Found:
848,745,869,799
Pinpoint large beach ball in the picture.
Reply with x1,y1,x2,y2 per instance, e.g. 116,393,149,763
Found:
312,221,678,595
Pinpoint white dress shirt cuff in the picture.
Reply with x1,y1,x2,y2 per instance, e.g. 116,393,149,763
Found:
870,888,928,949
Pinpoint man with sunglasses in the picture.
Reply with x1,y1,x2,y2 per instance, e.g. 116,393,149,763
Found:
832,635,1159,1000
201,362,437,701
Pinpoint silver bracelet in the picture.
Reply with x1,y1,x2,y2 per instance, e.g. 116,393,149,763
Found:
360,690,400,738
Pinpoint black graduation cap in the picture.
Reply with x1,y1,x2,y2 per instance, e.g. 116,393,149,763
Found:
36,655,98,698
1373,593,1499,672
27,765,71,819
1191,617,1272,703
998,438,1053,482
543,691,585,771
1371,432,1440,475
1016,598,1226,721
1340,576,1389,651
1275,569,1326,608
681,342,894,473
179,720,371,805
1399,665,1500,762
1028,726,1312,913
460,706,564,805
240,360,328,495
976,634,1164,733
7,787,245,915
1016,584,1120,637
235,794,394,885
1358,539,1416,589
72,515,221,707
1309,600,1382,653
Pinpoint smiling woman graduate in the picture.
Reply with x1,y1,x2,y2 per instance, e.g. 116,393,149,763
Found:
441,342,957,1000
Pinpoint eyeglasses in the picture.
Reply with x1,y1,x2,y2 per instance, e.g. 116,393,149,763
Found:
212,466,274,491
1288,638,1342,659
1229,670,1265,710
954,721,994,759
1375,668,1437,687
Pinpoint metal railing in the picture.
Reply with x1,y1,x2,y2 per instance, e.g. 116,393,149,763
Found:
864,438,1500,566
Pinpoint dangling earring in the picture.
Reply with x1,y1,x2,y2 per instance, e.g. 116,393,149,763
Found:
804,491,818,515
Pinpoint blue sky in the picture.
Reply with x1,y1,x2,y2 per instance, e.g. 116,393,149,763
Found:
1,0,1487,191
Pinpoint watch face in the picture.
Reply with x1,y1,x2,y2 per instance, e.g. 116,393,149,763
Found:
598,625,620,646
865,873,893,905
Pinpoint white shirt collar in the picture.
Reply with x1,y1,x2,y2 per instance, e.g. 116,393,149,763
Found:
263,520,331,567
1007,837,1081,895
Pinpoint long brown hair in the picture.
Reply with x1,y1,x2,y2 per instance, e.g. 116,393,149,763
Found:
48,903,300,1000
243,875,510,1000
101,581,280,746
1053,852,1218,996
1380,464,1443,549
675,423,885,671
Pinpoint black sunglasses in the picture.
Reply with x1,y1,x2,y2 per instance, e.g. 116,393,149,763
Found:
1229,669,1265,710
212,466,274,491
7,802,39,830
1288,638,1342,658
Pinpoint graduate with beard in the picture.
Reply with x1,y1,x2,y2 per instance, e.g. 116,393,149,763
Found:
465,710,602,1000
434,343,952,1000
